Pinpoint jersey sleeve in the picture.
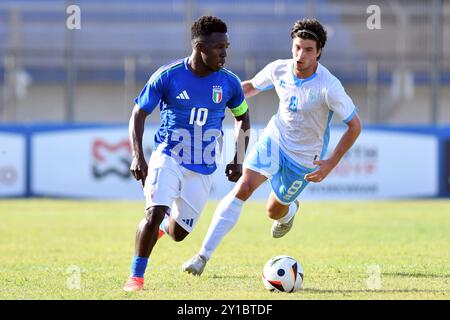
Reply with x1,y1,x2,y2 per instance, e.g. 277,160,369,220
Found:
325,77,357,123
134,69,166,114
227,74,249,117
250,61,275,91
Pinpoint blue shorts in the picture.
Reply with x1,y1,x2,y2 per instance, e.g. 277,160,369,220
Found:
243,135,315,205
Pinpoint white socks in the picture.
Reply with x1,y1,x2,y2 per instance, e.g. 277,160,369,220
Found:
277,201,298,224
199,193,244,260
159,214,170,234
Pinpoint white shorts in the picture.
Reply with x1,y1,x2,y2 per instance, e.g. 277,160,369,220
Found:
143,149,213,233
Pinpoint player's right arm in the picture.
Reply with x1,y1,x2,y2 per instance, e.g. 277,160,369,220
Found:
129,104,149,186
129,67,166,186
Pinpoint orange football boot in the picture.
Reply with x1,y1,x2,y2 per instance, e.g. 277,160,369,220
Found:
123,276,144,292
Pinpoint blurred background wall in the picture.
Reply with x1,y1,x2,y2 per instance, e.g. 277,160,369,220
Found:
0,0,449,126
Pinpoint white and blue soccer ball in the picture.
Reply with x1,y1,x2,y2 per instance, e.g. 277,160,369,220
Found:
262,255,303,293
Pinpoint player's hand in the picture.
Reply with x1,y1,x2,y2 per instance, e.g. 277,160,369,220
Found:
130,156,148,187
304,159,336,183
225,163,242,182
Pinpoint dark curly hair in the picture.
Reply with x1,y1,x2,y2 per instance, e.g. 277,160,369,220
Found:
191,16,228,41
291,18,327,60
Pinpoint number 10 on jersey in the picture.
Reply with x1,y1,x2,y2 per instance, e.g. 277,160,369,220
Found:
189,107,208,126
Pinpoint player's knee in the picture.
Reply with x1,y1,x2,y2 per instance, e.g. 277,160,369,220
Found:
168,227,189,242
171,232,188,242
144,206,167,224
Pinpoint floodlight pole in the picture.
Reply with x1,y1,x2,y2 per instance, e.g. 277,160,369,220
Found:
64,0,76,123
124,56,136,120
431,0,442,124
186,0,194,50
3,7,21,122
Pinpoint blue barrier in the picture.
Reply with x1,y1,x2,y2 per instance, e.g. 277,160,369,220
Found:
1,123,449,198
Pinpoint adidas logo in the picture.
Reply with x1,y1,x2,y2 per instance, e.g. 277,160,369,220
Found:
181,218,194,227
176,90,190,100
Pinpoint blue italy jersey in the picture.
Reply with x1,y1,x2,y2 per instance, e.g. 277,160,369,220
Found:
135,57,248,174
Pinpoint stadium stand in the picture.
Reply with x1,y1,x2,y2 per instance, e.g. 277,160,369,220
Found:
0,0,449,124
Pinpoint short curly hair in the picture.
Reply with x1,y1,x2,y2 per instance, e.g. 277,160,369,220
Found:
291,18,327,60
191,16,227,41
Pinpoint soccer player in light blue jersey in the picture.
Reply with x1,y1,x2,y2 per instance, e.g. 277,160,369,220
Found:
123,16,250,291
183,18,362,276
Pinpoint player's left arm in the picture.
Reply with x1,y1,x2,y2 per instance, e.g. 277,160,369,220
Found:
226,107,251,182
305,113,362,183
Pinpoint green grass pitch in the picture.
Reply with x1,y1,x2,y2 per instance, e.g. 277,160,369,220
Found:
0,199,449,300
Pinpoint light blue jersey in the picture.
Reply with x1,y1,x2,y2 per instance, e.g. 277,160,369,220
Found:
251,59,357,169
135,58,248,174
246,59,358,203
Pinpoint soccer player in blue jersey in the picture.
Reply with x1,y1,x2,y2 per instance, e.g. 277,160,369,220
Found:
123,16,250,291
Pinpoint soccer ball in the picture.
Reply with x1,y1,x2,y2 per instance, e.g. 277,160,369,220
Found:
261,255,303,293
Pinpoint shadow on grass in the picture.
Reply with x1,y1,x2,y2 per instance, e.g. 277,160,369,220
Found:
207,274,250,280
302,288,449,294
383,272,450,279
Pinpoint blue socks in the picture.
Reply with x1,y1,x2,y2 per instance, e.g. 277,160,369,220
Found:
131,256,148,278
